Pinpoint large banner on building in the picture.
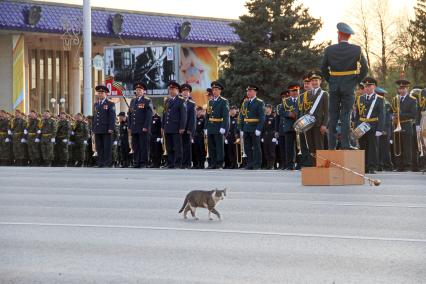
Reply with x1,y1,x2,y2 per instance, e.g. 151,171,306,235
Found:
104,45,178,97
179,47,218,106
12,34,25,112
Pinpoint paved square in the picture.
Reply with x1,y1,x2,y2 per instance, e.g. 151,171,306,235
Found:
0,167,425,283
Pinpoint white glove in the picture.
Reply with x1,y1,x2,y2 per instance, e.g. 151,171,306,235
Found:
51,138,55,143
7,130,12,135
62,139,68,143
255,130,261,136
35,138,40,143
219,128,225,135
20,138,27,143
261,138,264,142
390,140,393,145
240,131,244,138
113,141,118,146
24,129,28,135
5,138,10,143
224,139,228,144
204,129,208,135
191,139,194,144
156,138,161,142
275,140,279,145
416,125,421,132
68,141,73,145
83,140,88,145
375,131,382,137
272,138,277,143
37,130,41,134
160,138,163,143
71,131,75,135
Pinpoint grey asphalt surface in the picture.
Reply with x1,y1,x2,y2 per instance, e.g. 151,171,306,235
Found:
0,167,425,284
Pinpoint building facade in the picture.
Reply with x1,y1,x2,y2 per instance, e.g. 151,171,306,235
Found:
0,0,239,114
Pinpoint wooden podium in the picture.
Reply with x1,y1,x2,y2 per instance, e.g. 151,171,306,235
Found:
301,150,365,186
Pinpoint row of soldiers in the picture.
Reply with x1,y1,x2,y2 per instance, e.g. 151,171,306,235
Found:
1,74,425,171
0,109,92,166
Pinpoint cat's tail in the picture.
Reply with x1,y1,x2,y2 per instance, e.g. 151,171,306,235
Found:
178,197,188,213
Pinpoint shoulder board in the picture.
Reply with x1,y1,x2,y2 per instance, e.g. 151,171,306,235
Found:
177,96,185,100
145,96,151,101
255,97,263,102
220,96,228,101
409,95,417,100
376,94,384,99
188,99,195,104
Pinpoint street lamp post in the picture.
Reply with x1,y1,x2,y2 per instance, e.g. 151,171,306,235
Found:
83,0,92,116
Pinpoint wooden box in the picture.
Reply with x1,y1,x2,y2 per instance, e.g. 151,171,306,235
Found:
301,167,344,186
315,150,365,185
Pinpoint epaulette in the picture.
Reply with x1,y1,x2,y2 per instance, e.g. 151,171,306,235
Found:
145,96,151,101
376,94,384,99
255,97,263,102
409,95,417,100
220,96,228,101
177,95,185,100
188,99,195,104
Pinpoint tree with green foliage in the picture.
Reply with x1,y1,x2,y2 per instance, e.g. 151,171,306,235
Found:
401,0,426,85
219,0,326,105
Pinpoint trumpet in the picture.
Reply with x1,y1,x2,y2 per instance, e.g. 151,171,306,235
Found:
91,133,97,157
162,130,167,156
417,128,424,157
393,95,402,157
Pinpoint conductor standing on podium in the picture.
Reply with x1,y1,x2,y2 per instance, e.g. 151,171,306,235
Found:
321,22,368,150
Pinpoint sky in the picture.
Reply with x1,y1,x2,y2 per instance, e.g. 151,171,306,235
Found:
38,0,416,43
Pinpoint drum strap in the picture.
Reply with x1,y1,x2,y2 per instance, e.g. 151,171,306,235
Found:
366,95,378,119
309,90,324,116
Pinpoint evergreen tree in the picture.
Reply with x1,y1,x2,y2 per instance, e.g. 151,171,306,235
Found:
405,0,426,84
219,0,326,105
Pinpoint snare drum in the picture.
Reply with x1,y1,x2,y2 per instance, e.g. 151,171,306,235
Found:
293,114,316,133
352,122,371,139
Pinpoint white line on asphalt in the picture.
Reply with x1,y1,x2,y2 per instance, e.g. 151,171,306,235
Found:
1,222,425,243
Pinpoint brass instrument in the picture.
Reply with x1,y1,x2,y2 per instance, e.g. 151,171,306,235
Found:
392,95,402,157
162,130,167,156
204,132,209,158
91,133,97,157
296,133,302,155
417,128,424,157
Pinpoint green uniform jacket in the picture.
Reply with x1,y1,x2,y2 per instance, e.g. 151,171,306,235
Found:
41,118,57,141
73,121,89,143
206,96,230,134
238,97,266,133
56,120,71,141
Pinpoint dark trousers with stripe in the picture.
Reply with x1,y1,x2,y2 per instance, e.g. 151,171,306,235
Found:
165,133,182,168
132,132,150,167
95,133,112,167
244,132,262,169
208,134,224,167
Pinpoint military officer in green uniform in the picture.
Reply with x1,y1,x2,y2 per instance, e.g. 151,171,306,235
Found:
11,110,28,166
392,80,418,172
40,110,57,166
205,81,230,169
321,22,369,150
238,84,265,170
27,110,42,166
0,110,11,166
55,112,71,166
72,113,89,167
354,77,385,174
300,71,329,165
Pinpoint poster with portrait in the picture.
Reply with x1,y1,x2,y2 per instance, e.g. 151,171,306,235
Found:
179,47,218,106
104,45,178,97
